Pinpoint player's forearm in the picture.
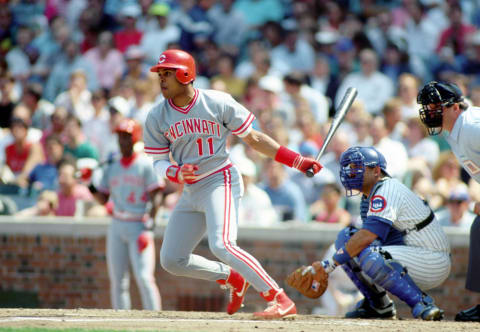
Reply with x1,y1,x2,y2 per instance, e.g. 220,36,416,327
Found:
344,229,377,258
241,129,280,159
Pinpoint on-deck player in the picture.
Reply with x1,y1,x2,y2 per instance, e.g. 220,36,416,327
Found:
301,147,450,320
90,118,163,310
417,81,480,321
144,49,322,319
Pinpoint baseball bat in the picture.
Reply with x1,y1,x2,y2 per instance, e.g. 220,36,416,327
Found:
306,87,358,178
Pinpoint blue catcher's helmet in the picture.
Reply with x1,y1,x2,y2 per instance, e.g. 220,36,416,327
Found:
339,146,389,196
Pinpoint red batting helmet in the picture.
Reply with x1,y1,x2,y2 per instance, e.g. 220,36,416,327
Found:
115,118,142,143
149,49,196,84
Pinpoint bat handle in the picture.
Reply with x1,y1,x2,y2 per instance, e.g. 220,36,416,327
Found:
306,168,315,178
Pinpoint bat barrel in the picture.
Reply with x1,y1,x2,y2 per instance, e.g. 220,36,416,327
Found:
305,87,358,178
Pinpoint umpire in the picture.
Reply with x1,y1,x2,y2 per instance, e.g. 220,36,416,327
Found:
417,81,480,321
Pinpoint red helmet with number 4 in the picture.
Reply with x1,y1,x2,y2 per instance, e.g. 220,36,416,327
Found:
115,118,142,143
150,49,196,84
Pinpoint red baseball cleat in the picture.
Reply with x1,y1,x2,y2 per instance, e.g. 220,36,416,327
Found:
217,269,250,315
253,288,297,320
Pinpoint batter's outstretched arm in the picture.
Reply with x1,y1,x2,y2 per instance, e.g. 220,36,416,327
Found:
241,129,280,159
242,129,323,175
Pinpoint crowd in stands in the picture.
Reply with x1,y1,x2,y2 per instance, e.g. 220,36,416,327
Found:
1,0,480,230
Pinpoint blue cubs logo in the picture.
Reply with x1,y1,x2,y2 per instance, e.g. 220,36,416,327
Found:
370,195,386,212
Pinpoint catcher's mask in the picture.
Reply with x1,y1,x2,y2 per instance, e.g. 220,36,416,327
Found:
339,146,388,197
417,81,463,135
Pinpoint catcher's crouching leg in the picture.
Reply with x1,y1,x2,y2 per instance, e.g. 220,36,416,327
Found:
342,261,396,319
334,227,396,319
358,247,444,321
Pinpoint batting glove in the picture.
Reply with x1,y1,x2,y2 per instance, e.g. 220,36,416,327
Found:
166,164,199,184
275,146,323,175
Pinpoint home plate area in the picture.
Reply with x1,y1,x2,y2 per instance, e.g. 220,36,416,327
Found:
0,309,478,332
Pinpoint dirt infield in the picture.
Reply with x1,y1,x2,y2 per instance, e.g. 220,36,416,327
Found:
0,309,479,332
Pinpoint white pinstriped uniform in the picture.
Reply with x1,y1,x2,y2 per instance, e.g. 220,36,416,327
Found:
98,154,163,310
143,88,280,292
363,178,451,290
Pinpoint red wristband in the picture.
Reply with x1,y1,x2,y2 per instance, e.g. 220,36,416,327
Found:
274,146,300,168
166,165,182,184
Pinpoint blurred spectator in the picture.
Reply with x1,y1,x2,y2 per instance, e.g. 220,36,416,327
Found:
311,183,351,226
436,3,476,56
84,31,125,91
310,54,340,116
403,0,440,68
15,190,59,217
0,72,15,128
28,134,64,192
380,39,412,84
10,0,46,28
436,184,476,230
261,159,308,222
63,115,99,161
118,46,149,86
0,6,14,57
84,90,111,162
257,75,293,128
397,73,421,120
270,20,315,75
140,2,180,67
54,69,94,123
403,117,440,168
335,48,394,115
55,159,94,217
40,106,68,148
370,115,408,180
208,0,248,56
348,101,373,147
333,37,357,83
44,39,98,101
4,117,45,188
114,3,143,53
172,0,214,52
130,80,155,127
432,151,463,206
381,97,406,142
233,0,284,29
5,25,35,82
233,154,278,227
211,53,246,99
21,83,54,131
283,72,329,124
235,40,279,80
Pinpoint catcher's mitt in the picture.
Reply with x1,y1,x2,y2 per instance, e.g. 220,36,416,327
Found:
286,261,328,299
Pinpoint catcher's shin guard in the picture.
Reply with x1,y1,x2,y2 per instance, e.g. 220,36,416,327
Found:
358,247,444,320
342,261,396,319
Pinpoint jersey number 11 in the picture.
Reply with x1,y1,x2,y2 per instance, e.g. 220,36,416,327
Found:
196,137,214,156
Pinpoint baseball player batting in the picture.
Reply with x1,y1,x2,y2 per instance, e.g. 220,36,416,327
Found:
291,147,450,320
144,49,322,319
89,119,163,310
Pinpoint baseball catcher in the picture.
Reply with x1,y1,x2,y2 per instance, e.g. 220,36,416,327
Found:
288,147,451,321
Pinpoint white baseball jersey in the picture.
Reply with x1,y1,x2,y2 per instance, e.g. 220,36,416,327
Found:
98,154,164,221
143,89,255,181
360,178,450,253
445,105,480,183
